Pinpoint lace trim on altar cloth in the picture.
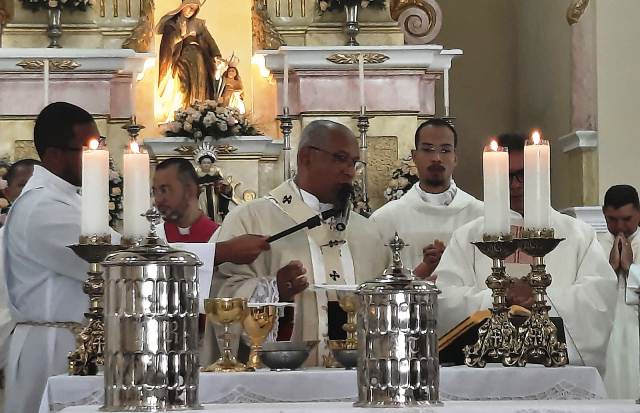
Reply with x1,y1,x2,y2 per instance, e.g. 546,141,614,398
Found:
49,381,602,412
440,381,602,401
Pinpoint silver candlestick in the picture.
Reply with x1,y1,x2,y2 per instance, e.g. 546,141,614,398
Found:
122,116,145,142
353,105,372,216
278,106,294,180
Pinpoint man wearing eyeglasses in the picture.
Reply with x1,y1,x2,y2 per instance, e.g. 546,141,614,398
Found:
3,102,120,413
435,132,616,375
371,119,483,280
210,120,387,367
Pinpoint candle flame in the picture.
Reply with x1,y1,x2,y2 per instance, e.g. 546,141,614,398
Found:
130,141,140,154
532,130,542,145
88,139,99,150
490,140,499,151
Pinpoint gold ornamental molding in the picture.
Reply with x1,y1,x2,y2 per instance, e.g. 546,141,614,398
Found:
174,143,238,156
16,59,81,71
326,52,390,65
566,0,590,25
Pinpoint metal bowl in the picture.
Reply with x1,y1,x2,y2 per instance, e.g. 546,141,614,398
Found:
258,341,318,371
328,340,358,369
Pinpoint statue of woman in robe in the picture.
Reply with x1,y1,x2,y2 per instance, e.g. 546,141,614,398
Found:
156,0,222,110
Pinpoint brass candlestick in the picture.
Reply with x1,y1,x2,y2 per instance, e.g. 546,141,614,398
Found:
67,235,122,376
203,297,249,372
278,107,294,180
242,304,277,370
512,229,568,367
464,235,518,368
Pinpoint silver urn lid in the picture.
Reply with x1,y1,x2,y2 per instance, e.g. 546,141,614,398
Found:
358,233,440,294
102,207,202,267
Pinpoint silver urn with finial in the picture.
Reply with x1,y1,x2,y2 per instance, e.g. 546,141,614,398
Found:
355,233,442,407
101,207,203,411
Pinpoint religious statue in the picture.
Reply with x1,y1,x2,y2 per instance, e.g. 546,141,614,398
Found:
156,0,222,110
193,143,233,222
220,66,246,114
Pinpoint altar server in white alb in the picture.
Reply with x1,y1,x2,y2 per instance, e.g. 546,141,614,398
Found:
598,185,640,398
3,103,118,413
434,133,617,374
212,120,388,364
371,119,483,279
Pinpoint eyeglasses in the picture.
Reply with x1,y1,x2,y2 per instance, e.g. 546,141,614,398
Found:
509,169,524,184
308,146,365,173
418,144,455,155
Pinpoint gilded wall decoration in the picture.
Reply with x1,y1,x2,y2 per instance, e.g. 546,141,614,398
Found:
14,140,39,161
122,0,155,53
326,52,389,64
16,59,81,71
390,0,442,44
566,0,590,25
367,136,398,210
252,0,286,50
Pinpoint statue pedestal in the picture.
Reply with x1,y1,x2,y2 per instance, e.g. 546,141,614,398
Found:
0,48,151,162
144,136,283,200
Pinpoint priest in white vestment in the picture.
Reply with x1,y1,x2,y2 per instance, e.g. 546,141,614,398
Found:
598,185,640,398
435,133,617,374
212,120,388,365
3,103,118,413
371,119,483,278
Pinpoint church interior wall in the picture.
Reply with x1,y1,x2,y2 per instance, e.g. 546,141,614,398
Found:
595,0,640,202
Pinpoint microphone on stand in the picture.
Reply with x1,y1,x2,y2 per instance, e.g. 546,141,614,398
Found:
267,184,354,243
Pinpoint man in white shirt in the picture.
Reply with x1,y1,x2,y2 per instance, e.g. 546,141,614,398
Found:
3,102,108,413
598,185,640,398
211,120,388,365
435,133,617,374
371,119,483,279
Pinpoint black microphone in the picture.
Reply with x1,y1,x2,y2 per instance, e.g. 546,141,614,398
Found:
267,208,340,243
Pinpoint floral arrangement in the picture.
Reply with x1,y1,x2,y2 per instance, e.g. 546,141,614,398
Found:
108,157,123,229
319,0,386,13
21,0,92,11
163,100,261,141
383,155,419,202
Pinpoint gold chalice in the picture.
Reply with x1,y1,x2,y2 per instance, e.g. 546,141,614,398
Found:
242,304,277,370
337,292,359,349
203,297,248,372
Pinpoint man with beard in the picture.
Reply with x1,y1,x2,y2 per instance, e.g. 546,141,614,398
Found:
598,185,640,398
434,133,616,375
211,120,387,366
152,157,269,264
371,119,483,279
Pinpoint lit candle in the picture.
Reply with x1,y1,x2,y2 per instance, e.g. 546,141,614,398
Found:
483,140,510,235
524,130,551,229
123,141,150,238
283,54,289,111
81,139,110,236
358,53,365,108
43,59,50,108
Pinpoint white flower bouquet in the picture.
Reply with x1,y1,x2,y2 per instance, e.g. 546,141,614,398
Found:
21,0,92,11
383,156,419,202
163,100,261,141
318,0,385,13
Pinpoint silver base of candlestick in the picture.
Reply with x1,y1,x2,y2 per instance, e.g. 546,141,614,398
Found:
122,117,145,142
277,107,294,180
353,106,373,216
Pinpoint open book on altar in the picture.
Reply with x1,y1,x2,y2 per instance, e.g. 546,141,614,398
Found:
438,306,566,365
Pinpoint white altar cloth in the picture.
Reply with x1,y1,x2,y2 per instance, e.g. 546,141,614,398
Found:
39,365,607,413
60,400,640,413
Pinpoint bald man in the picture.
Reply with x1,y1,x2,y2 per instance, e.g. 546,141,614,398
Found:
211,120,387,366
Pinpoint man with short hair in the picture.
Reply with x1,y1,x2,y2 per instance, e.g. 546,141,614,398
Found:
435,132,617,374
3,102,113,413
599,184,640,398
371,119,483,279
212,120,387,365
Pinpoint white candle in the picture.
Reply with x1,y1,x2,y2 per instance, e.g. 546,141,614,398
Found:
443,68,450,117
123,141,150,238
283,54,289,111
43,59,50,108
483,141,511,235
359,53,365,108
524,130,551,229
81,139,110,236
